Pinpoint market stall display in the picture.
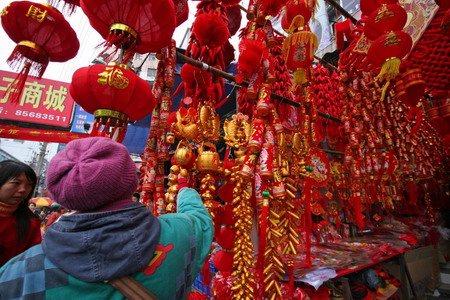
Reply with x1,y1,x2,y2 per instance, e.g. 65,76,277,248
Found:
0,0,449,299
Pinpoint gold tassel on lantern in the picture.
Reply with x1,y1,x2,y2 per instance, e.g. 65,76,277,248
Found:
377,57,401,101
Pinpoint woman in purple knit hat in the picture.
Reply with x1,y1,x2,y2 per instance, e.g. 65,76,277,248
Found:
0,137,213,299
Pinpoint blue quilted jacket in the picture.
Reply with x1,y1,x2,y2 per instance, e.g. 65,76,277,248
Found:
0,188,213,300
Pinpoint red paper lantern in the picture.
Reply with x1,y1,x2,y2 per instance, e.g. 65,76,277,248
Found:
1,1,79,103
360,0,398,16
401,68,426,106
221,204,236,226
284,0,318,30
216,227,237,249
173,0,189,27
80,0,176,63
69,63,155,142
364,4,408,40
368,31,412,81
212,250,234,272
282,26,318,88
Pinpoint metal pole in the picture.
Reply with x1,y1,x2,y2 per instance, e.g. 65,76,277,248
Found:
324,0,358,24
34,142,48,196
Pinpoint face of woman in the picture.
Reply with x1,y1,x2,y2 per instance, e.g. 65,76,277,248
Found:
0,173,34,205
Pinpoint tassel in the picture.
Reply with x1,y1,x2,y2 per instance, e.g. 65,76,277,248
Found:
292,68,308,89
376,58,401,82
408,176,417,206
4,62,31,105
5,42,49,104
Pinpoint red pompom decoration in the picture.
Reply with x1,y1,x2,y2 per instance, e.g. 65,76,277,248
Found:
364,4,408,40
216,227,237,249
192,13,230,48
212,250,234,272
237,38,267,79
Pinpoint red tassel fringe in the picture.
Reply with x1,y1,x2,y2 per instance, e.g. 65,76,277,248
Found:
4,45,49,105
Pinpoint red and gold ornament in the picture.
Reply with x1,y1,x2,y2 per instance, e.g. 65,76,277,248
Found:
1,1,79,104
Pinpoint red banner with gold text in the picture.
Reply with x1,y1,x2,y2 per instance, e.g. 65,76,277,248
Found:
0,70,75,127
0,125,89,144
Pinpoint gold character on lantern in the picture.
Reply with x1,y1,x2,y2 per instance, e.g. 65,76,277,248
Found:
26,5,47,22
384,32,401,47
293,43,307,63
374,6,394,23
97,67,129,89
1,5,10,16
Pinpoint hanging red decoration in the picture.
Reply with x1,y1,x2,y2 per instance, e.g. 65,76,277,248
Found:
364,4,408,40
282,17,318,88
259,0,288,20
225,5,242,37
236,38,267,83
173,0,189,27
283,0,318,30
367,31,412,83
400,68,426,107
69,63,155,143
359,0,398,17
1,1,79,104
191,12,230,49
47,0,80,15
80,0,176,64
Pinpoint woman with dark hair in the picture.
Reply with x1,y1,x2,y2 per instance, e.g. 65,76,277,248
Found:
0,160,41,266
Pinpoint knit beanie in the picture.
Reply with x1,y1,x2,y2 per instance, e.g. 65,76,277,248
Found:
46,137,138,211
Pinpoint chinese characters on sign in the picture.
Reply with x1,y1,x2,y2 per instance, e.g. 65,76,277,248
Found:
71,104,94,133
0,70,75,127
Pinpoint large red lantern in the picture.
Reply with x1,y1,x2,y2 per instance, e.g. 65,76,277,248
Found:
80,0,176,63
360,0,398,17
364,4,408,40
368,31,412,84
173,0,189,27
282,17,318,88
69,63,155,142
1,1,79,104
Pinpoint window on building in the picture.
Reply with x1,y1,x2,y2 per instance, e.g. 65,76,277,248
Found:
147,68,157,79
